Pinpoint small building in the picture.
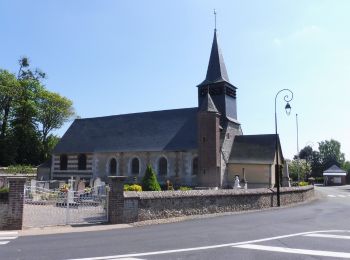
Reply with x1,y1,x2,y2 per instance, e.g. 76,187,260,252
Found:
323,165,347,186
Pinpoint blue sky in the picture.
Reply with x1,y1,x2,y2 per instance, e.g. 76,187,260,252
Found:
1,0,349,160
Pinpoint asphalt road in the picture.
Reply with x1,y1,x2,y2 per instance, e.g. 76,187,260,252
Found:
2,185,350,260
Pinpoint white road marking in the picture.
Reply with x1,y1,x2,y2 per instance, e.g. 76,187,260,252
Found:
0,236,17,240
338,195,346,198
0,231,18,246
304,233,350,240
0,232,18,236
328,195,336,197
66,230,346,260
234,244,350,258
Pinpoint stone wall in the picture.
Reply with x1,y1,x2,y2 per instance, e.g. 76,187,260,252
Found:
94,150,198,186
0,177,26,230
121,185,314,223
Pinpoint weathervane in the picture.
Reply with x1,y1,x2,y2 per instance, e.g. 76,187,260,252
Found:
214,9,217,30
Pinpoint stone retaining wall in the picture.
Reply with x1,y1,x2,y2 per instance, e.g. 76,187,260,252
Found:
121,186,314,223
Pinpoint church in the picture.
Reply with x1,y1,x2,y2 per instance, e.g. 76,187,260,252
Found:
50,28,285,189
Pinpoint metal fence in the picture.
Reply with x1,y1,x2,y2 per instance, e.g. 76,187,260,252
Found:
23,182,108,228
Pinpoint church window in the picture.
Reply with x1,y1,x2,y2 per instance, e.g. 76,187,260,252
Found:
192,157,198,175
60,154,67,170
226,133,230,139
158,157,167,176
131,158,140,175
109,158,117,175
78,154,87,170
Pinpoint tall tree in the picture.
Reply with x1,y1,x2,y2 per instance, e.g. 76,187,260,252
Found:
298,145,313,162
318,139,345,169
11,78,43,165
37,90,74,146
0,70,19,138
0,57,74,166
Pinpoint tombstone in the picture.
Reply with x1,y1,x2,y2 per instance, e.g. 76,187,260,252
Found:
43,182,50,190
233,175,241,189
282,162,291,187
99,181,106,195
77,180,86,195
93,177,101,196
0,177,5,189
31,179,37,193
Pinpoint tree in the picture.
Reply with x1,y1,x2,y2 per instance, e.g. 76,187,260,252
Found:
36,90,74,159
142,165,161,191
0,57,74,166
318,139,345,169
297,145,313,162
288,159,311,181
0,70,20,138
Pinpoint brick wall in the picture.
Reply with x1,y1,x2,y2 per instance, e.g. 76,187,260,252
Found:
117,186,314,223
0,177,26,230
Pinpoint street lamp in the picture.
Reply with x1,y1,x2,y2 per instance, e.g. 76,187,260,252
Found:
275,89,294,207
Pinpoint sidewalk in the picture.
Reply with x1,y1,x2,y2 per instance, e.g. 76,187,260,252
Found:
19,223,132,237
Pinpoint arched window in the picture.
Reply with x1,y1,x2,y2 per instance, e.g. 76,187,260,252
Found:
60,154,67,170
78,154,87,170
192,157,198,175
131,158,140,175
109,158,117,175
158,157,167,176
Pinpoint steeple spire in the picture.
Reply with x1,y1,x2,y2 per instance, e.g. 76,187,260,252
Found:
199,29,230,86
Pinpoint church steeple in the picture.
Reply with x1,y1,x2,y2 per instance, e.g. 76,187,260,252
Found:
201,29,230,85
197,28,238,121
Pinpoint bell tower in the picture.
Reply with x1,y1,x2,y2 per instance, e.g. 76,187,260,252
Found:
197,29,238,122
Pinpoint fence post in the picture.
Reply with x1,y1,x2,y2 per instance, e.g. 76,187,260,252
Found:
7,177,26,230
108,176,127,224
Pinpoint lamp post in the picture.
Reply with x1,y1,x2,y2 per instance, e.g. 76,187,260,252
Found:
275,89,293,207
296,113,300,182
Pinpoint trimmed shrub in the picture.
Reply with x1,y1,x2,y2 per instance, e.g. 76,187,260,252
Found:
142,164,161,191
0,187,9,193
298,181,309,186
124,184,142,192
179,186,192,191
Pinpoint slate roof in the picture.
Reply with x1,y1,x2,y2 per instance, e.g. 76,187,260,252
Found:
228,134,283,164
198,30,231,86
323,165,346,174
53,108,198,154
199,93,219,113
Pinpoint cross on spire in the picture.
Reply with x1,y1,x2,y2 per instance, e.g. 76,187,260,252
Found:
214,9,217,30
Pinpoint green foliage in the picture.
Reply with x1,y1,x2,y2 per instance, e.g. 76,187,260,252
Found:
0,57,74,166
298,181,309,186
5,165,36,174
142,165,161,191
124,184,142,191
318,139,345,169
179,186,192,191
297,139,348,178
288,159,311,181
0,187,9,193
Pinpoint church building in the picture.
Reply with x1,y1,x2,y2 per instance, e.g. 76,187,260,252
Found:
51,28,285,189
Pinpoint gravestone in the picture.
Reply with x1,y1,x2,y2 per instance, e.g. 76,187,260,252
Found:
93,177,101,195
0,177,5,189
